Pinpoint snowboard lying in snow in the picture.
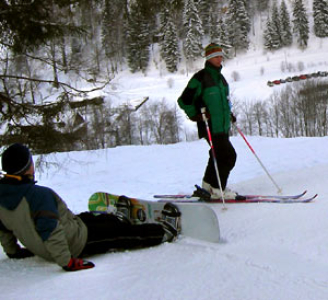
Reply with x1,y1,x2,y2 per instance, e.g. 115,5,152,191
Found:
88,192,220,243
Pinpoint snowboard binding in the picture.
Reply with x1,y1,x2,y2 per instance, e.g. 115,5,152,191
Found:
161,203,182,241
116,196,132,223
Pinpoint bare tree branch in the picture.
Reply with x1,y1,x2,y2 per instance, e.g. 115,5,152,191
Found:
0,74,109,94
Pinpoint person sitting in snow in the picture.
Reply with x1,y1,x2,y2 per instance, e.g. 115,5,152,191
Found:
0,143,179,271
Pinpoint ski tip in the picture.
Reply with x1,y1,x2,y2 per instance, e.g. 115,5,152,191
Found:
303,194,318,202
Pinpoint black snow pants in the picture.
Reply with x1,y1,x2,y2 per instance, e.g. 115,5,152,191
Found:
203,133,237,190
78,212,165,256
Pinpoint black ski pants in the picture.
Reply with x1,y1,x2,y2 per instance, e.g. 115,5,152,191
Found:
203,134,236,190
78,212,165,256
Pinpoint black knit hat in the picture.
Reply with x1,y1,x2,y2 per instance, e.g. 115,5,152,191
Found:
1,143,33,175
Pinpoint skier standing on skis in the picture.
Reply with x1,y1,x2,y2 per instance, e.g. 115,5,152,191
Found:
0,143,179,271
178,43,237,199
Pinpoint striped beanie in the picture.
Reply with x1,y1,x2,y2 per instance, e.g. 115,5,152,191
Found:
205,43,223,60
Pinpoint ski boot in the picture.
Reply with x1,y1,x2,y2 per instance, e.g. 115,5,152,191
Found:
161,203,181,242
210,186,238,200
116,195,132,224
192,184,211,200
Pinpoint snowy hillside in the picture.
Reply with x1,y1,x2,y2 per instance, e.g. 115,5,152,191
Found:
1,136,328,300
107,36,328,138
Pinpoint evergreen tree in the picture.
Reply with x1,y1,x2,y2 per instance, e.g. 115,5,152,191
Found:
126,2,151,73
226,0,250,54
215,17,231,47
280,0,293,46
292,0,309,49
208,12,219,42
239,0,252,33
198,0,219,36
102,0,114,58
160,9,180,72
102,0,126,72
183,0,204,62
313,0,328,37
255,0,270,13
270,2,283,49
263,16,275,50
198,0,211,35
164,0,185,39
0,0,80,53
137,0,163,41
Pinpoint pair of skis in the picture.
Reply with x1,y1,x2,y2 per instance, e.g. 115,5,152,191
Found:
154,186,317,204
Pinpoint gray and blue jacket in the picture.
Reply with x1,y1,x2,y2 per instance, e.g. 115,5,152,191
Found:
0,177,87,267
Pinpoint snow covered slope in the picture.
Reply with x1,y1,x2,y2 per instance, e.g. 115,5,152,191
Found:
1,136,327,300
108,37,328,108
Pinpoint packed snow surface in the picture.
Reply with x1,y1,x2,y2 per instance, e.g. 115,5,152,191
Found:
1,136,328,300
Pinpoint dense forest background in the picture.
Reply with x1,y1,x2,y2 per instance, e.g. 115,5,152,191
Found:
1,0,328,153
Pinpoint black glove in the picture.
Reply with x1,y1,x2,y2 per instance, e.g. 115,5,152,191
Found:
231,113,237,123
63,257,95,272
7,248,34,259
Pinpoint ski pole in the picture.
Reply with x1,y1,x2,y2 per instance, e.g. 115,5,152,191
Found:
234,124,282,194
201,107,226,209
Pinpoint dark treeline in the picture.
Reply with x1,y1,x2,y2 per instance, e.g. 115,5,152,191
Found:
1,0,328,80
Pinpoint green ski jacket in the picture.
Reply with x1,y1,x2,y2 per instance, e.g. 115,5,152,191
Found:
178,61,231,138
